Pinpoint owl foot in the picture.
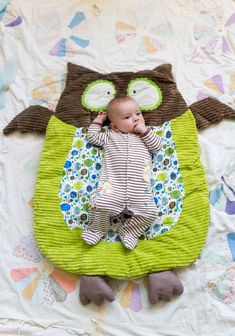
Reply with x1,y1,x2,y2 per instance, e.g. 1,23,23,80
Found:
147,270,184,304
79,275,115,306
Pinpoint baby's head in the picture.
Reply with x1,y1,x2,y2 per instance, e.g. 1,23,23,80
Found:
107,96,144,133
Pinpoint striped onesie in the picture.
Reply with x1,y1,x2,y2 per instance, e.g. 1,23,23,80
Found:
82,123,162,249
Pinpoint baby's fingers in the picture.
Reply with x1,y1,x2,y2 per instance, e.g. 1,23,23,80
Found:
98,110,107,115
134,125,140,134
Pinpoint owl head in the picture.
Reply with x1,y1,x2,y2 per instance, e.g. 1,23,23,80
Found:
55,63,188,128
3,61,234,136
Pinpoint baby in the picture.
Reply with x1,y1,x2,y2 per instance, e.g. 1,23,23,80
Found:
82,96,162,249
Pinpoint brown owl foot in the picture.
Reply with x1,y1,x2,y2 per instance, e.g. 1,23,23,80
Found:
79,275,115,306
147,270,184,304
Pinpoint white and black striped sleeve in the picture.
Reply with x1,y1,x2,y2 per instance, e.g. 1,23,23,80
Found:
87,123,111,146
141,128,162,153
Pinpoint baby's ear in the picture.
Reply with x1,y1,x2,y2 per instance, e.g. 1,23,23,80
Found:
110,123,119,132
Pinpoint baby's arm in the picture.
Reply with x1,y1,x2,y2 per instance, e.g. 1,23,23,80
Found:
87,111,110,146
135,121,161,153
140,128,162,153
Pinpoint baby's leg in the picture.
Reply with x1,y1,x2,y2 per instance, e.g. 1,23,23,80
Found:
82,210,111,245
119,213,155,250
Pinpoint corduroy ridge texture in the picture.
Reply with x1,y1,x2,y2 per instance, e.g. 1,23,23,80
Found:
34,110,209,279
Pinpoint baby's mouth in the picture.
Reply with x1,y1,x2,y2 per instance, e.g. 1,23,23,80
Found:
133,124,138,132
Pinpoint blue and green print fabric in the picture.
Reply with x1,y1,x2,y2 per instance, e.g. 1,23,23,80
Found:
59,121,184,242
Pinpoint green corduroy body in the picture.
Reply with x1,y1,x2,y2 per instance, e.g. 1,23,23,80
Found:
34,110,209,279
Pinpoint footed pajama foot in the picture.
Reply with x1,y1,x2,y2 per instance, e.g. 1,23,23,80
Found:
82,229,103,245
147,270,184,304
120,234,138,250
79,275,115,306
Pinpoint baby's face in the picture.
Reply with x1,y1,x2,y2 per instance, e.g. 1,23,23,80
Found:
111,100,144,133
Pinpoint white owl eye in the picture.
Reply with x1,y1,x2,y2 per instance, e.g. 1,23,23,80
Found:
82,80,116,111
127,78,162,110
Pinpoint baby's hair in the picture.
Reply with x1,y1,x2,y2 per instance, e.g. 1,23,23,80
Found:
107,96,137,121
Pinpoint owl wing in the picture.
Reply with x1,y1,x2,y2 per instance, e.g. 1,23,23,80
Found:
3,105,54,135
189,97,235,130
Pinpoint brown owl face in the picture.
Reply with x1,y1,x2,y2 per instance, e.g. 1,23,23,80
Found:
55,63,188,128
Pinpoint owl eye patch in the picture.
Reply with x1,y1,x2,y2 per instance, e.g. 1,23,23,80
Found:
81,80,116,112
127,77,162,111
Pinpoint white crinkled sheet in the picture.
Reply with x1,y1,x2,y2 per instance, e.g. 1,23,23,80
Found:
1,0,235,335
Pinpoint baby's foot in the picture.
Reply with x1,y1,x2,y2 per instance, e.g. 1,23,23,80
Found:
82,230,103,245
120,234,138,249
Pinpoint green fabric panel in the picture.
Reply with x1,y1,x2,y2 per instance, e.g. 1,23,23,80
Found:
34,111,209,279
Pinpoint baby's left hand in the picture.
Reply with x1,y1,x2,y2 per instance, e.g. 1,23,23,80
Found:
134,122,148,135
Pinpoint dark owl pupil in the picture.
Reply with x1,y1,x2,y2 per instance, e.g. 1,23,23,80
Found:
133,90,136,94
107,91,110,94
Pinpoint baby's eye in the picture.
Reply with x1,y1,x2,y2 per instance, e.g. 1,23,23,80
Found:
136,111,142,115
124,116,130,119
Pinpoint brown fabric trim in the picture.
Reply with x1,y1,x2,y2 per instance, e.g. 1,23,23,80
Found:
3,106,54,135
190,97,235,130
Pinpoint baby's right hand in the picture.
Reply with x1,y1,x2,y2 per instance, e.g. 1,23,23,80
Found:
94,111,107,124
99,110,107,118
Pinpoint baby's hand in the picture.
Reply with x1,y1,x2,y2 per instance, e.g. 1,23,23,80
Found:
134,122,148,135
94,110,107,124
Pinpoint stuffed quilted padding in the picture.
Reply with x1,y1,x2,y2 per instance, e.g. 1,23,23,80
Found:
34,110,209,279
